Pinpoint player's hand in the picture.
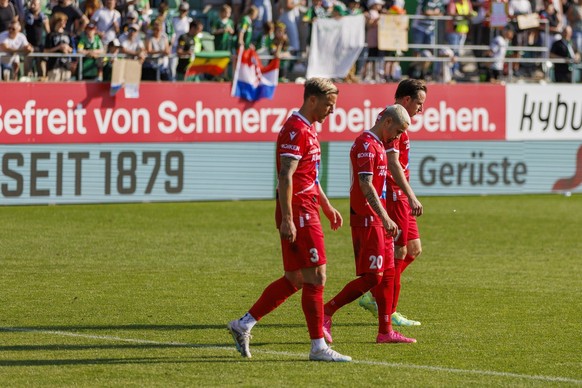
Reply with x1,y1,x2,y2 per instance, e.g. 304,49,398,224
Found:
323,206,343,231
279,218,297,243
383,218,398,237
409,196,423,217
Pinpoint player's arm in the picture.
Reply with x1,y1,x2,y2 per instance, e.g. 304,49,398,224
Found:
278,155,299,242
318,184,343,231
387,151,423,217
359,174,397,236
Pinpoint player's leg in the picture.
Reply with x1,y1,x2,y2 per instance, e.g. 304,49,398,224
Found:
375,236,416,343
323,226,384,342
392,214,422,326
227,227,307,358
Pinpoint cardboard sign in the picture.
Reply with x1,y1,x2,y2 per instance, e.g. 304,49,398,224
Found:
378,14,409,52
517,13,540,30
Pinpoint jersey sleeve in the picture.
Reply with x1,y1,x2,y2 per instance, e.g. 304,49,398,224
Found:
277,128,305,160
384,138,400,154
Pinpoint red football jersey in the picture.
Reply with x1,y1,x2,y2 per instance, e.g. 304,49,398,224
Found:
276,112,321,218
350,131,387,225
384,131,410,191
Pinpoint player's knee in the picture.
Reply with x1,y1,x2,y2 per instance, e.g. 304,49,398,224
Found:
362,272,383,288
395,246,407,260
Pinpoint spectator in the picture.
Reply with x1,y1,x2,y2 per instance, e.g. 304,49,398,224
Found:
91,0,121,46
303,0,329,48
51,0,89,37
256,20,274,53
81,0,102,20
550,25,580,82
24,0,50,78
211,4,235,52
134,0,151,27
537,0,563,49
77,21,104,80
446,0,476,79
155,2,174,47
120,9,140,33
0,18,33,80
249,0,273,44
170,2,192,79
278,0,302,54
101,37,120,80
175,19,203,81
0,0,18,33
411,0,445,55
487,23,514,83
347,0,364,15
119,22,146,61
271,21,292,81
566,0,581,53
237,5,258,49
143,19,170,80
44,12,75,81
362,0,386,83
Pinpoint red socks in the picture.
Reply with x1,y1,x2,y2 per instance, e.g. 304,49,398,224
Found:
374,267,395,334
302,283,324,339
249,276,299,321
324,273,382,316
400,253,415,273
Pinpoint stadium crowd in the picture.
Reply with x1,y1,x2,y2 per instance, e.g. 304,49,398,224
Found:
0,0,580,82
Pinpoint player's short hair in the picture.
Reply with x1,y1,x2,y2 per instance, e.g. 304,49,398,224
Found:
303,77,339,100
394,78,427,101
379,104,411,128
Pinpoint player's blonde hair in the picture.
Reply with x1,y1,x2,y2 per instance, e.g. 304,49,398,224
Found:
379,104,411,128
303,77,339,100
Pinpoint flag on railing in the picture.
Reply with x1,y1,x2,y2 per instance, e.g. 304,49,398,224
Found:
231,47,280,102
185,51,231,79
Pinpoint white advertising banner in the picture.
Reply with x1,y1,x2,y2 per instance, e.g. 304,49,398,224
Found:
506,84,582,140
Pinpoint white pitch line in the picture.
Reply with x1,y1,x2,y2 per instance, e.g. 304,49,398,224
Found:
2,327,581,385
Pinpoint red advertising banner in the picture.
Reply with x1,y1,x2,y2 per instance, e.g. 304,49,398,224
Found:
0,83,505,144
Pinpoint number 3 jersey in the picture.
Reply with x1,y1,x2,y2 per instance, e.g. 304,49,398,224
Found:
275,112,321,226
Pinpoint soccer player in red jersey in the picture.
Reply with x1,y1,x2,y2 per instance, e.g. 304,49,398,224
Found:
321,104,416,344
227,78,351,362
360,79,427,327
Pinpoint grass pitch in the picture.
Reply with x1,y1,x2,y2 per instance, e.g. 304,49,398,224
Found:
1,195,581,387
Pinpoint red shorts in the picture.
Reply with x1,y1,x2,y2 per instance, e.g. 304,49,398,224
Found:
280,221,327,272
351,225,394,276
387,191,420,247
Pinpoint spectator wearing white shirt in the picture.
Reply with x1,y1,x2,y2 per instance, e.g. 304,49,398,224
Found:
91,0,121,46
0,18,33,80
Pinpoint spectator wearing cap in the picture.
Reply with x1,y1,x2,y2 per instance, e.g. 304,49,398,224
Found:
0,18,33,80
119,22,146,61
121,8,140,33
170,2,192,79
102,37,120,80
91,0,121,47
77,21,104,80
362,0,387,82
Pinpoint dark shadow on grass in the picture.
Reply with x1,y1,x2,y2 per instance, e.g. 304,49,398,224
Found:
0,355,254,367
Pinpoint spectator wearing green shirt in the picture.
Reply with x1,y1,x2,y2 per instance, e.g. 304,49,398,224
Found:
77,22,104,80
212,4,235,52
237,5,258,49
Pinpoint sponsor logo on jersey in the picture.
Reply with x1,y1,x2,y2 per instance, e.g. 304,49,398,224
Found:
358,152,374,158
281,144,300,151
